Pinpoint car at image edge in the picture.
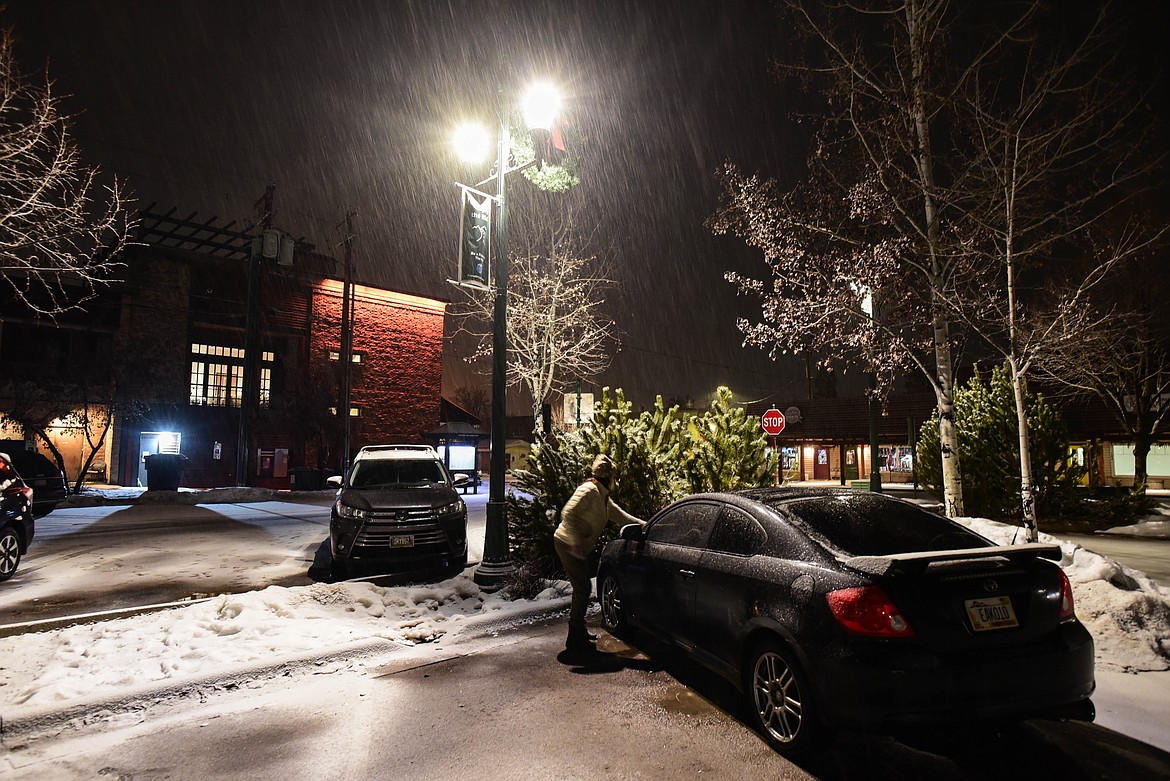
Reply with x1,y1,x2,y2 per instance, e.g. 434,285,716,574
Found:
0,451,36,582
327,445,469,578
597,487,1095,757
0,441,68,516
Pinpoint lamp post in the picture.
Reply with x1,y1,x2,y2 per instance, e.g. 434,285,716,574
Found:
454,82,561,590
860,287,883,494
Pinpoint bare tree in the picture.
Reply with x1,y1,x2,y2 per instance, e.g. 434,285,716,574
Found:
452,384,491,427
712,0,991,517
713,1,1161,532
453,220,619,432
0,25,134,314
1037,255,1170,494
943,1,1164,539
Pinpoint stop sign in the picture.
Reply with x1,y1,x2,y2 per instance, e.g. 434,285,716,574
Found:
761,407,786,436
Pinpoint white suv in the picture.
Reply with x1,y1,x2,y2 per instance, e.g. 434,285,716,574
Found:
327,445,469,578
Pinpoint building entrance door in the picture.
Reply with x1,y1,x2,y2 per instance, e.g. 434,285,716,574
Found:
813,448,830,480
136,431,181,487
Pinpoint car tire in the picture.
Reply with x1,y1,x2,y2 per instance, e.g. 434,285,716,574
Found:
745,640,824,758
0,525,22,582
599,570,627,634
447,552,469,575
331,555,351,582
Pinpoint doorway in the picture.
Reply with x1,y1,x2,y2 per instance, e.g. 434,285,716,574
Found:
813,448,830,480
137,431,181,487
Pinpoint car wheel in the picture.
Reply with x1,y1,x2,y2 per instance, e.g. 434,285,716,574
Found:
599,570,626,633
745,640,823,757
331,555,351,582
0,526,22,582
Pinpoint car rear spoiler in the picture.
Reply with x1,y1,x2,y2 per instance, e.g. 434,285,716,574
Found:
842,543,1063,578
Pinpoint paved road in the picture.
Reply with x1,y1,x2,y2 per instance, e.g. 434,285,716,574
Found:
1059,533,1170,588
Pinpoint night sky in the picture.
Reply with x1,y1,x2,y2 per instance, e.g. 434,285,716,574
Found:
13,2,1164,415
6,0,815,413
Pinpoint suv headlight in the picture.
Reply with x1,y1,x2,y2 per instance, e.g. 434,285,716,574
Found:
335,501,369,521
438,499,466,517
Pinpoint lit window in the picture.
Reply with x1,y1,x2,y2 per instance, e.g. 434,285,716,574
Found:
328,350,363,364
329,406,361,417
190,343,274,408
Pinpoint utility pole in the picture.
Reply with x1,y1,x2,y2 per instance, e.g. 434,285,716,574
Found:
236,184,275,486
338,210,358,477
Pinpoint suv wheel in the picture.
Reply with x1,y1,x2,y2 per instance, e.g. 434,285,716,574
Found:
331,555,351,582
447,552,468,574
0,526,22,582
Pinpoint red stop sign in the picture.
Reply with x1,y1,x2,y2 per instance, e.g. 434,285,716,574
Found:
761,408,786,436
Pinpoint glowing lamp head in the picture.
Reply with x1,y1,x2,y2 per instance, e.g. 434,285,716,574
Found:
522,82,561,131
453,122,491,164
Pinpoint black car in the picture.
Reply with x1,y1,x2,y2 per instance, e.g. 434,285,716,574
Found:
0,452,35,582
597,488,1095,757
327,445,469,578
0,442,68,516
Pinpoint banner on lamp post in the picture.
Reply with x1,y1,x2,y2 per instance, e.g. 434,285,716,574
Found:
457,186,492,289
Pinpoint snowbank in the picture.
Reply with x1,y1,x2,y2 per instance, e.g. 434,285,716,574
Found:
0,572,569,711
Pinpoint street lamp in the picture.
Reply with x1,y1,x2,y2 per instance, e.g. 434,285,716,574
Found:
858,286,883,494
453,81,561,590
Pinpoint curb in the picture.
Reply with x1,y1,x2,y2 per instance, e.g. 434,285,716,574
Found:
0,597,219,639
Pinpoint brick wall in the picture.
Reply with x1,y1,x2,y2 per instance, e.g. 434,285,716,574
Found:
310,282,446,463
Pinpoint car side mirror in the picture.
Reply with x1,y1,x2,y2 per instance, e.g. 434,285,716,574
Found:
452,474,470,488
620,523,645,542
326,475,343,489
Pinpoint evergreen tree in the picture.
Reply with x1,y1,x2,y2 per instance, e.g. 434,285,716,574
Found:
506,386,774,572
918,364,1084,522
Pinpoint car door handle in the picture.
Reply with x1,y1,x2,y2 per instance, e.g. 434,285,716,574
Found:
679,569,696,579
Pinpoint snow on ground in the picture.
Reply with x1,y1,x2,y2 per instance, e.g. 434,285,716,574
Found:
0,571,570,716
2,491,1169,752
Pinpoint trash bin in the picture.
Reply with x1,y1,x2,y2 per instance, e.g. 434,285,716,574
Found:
144,453,188,491
289,467,322,491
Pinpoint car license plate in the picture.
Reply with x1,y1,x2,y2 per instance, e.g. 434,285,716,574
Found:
390,535,415,548
964,596,1018,631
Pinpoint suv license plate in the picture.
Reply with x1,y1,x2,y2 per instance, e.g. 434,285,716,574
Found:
964,596,1018,631
390,535,415,549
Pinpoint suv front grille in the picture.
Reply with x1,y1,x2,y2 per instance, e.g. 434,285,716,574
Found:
356,523,450,547
368,507,438,523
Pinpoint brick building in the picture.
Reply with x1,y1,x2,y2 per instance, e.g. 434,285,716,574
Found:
0,208,448,489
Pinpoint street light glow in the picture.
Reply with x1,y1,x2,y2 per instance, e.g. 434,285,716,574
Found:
522,82,560,131
453,122,491,163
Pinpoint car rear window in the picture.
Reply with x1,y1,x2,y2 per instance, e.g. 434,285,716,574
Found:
773,494,991,557
11,451,56,477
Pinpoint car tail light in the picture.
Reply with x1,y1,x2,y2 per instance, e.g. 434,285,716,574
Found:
2,483,32,501
1057,568,1076,622
826,586,915,638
